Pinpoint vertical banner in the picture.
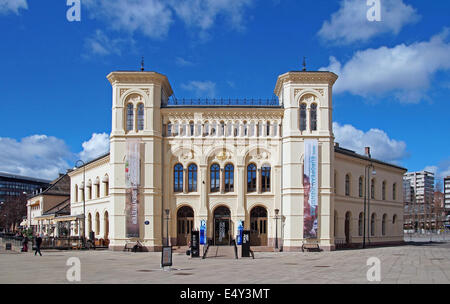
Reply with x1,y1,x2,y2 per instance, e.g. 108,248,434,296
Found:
125,139,141,238
303,139,319,239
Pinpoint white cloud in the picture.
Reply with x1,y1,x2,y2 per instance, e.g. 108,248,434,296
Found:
318,0,420,45
424,161,450,180
0,0,27,15
84,29,133,57
83,0,174,39
321,29,450,102
333,122,407,164
175,57,195,67
79,133,110,162
0,135,72,180
181,80,216,97
170,0,254,32
83,0,254,41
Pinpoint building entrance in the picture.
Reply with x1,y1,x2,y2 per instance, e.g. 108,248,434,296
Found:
177,206,194,246
214,206,231,246
250,206,268,246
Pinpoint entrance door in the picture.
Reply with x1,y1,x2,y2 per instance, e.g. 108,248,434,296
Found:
250,207,268,246
214,206,231,246
345,212,351,246
177,207,194,246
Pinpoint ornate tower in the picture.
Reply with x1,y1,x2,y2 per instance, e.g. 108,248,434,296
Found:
275,70,338,251
107,71,173,251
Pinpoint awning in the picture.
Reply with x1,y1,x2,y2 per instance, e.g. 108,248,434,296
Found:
53,215,84,222
34,215,55,221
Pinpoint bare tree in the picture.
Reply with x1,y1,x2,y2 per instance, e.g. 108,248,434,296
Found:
0,194,27,232
435,180,443,193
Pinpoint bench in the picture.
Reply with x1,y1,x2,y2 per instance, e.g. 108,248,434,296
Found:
124,241,143,252
302,243,321,252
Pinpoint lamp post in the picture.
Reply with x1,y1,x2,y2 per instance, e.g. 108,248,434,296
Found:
165,209,170,246
75,160,86,248
363,163,376,249
274,209,279,250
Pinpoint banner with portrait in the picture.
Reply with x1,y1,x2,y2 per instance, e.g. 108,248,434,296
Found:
125,139,141,238
303,139,319,239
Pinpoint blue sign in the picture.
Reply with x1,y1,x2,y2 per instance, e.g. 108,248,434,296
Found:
200,220,206,245
237,220,244,245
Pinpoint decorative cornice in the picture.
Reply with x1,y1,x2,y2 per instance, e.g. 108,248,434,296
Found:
107,71,173,97
274,71,338,96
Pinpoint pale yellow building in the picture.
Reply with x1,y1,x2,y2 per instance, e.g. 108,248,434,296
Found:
69,68,406,252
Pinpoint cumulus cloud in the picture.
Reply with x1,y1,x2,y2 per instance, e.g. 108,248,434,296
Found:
175,57,195,67
0,135,72,180
181,80,216,97
333,122,407,164
0,0,27,15
318,0,420,45
79,133,110,162
424,160,450,180
321,29,450,102
83,29,134,57
83,0,254,42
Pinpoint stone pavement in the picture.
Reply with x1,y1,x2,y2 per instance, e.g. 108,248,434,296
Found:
0,241,449,284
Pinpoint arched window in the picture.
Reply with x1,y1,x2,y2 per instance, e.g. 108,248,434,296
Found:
210,164,220,193
371,213,376,236
174,164,183,193
382,181,386,200
167,123,172,136
393,214,397,224
358,212,363,236
266,122,271,136
220,122,225,136
244,122,248,136
75,185,78,203
300,103,307,131
382,214,387,236
261,166,271,192
189,121,195,136
310,103,317,131
137,104,144,131
345,174,351,196
188,164,197,192
371,179,375,200
225,164,234,193
359,176,363,197
393,183,397,201
95,212,100,236
247,164,257,193
126,103,134,131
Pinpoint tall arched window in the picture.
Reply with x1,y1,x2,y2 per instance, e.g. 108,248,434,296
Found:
345,174,351,196
244,122,248,136
126,103,134,131
188,164,197,192
95,212,100,236
75,185,78,202
137,103,144,131
174,164,183,193
247,164,257,193
382,181,386,200
300,103,307,131
224,164,234,193
358,212,363,236
382,214,387,236
371,213,376,236
359,176,363,197
210,164,220,193
310,103,317,131
266,122,271,136
261,166,271,192
189,121,195,136
371,179,375,199
393,183,397,201
167,123,172,136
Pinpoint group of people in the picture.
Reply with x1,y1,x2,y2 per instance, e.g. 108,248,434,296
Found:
20,233,43,256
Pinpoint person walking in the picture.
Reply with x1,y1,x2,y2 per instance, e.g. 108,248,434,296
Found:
34,234,42,256
21,234,29,252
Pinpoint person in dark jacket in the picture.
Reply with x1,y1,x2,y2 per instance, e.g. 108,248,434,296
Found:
34,235,42,256
21,234,29,252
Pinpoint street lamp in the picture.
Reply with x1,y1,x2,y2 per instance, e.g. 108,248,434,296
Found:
274,209,280,250
74,160,86,247
363,164,376,249
165,209,170,246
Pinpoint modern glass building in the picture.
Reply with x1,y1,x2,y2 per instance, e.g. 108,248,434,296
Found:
0,172,50,203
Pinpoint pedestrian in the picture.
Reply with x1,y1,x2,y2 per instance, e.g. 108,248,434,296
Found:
34,234,42,256
21,234,29,252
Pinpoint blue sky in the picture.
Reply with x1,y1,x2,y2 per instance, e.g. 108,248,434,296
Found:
0,0,449,181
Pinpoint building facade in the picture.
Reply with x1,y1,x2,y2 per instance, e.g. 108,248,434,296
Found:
0,172,49,204
445,176,450,227
69,69,406,251
403,171,435,231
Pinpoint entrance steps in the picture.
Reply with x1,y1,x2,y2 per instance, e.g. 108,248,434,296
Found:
251,246,276,253
203,246,237,259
